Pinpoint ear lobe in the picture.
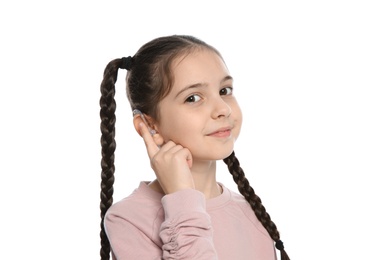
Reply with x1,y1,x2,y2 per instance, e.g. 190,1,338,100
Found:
152,133,164,147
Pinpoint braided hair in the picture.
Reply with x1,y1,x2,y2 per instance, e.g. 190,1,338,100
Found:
99,58,122,259
224,152,290,260
99,35,290,260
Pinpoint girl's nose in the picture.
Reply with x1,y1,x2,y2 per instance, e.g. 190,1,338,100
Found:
211,97,232,119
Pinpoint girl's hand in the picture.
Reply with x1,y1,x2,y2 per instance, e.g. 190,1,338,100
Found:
139,122,195,194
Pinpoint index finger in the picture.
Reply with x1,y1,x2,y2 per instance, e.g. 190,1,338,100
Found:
139,122,160,159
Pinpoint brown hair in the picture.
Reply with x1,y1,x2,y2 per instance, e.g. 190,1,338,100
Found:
99,35,290,260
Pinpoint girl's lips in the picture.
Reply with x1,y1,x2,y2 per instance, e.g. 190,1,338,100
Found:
207,127,232,137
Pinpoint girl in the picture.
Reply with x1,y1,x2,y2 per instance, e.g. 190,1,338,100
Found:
99,35,290,260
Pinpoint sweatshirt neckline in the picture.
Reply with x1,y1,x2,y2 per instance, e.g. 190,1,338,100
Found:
138,181,231,209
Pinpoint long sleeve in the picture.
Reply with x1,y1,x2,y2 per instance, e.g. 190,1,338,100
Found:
104,185,218,260
160,189,218,259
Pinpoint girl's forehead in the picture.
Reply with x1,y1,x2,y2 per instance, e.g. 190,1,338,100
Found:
172,49,227,79
172,50,225,82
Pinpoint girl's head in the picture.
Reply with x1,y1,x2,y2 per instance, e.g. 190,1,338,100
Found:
127,35,242,160
99,35,289,260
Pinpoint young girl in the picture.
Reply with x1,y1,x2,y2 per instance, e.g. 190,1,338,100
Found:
99,35,290,260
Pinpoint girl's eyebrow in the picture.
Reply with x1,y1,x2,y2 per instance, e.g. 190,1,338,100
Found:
175,75,233,98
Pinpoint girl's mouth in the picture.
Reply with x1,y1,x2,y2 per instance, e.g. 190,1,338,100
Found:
207,127,232,138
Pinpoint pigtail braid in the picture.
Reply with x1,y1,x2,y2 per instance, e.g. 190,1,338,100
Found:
99,59,122,260
223,151,290,260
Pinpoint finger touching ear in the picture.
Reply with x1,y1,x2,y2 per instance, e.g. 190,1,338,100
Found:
133,115,145,137
133,114,161,140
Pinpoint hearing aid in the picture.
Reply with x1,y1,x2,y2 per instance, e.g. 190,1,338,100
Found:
133,109,157,136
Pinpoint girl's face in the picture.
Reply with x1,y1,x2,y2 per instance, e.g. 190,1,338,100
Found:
155,49,242,161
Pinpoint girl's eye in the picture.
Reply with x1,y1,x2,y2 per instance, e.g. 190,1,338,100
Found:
220,87,233,96
185,94,201,103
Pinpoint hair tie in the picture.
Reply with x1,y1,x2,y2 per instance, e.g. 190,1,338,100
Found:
275,240,284,250
119,56,133,70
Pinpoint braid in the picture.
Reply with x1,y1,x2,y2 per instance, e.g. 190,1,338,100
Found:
99,59,122,260
223,151,290,260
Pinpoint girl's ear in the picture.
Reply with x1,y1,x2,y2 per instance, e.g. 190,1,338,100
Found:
133,115,164,147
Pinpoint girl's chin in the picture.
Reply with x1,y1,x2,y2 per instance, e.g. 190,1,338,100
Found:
192,150,234,162
210,148,235,161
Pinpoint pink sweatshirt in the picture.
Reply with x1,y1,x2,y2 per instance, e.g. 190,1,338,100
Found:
105,182,276,260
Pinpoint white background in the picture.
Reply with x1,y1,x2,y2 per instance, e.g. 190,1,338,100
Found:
1,1,389,259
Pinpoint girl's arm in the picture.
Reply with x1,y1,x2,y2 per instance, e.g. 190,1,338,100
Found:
160,189,217,259
104,189,218,260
